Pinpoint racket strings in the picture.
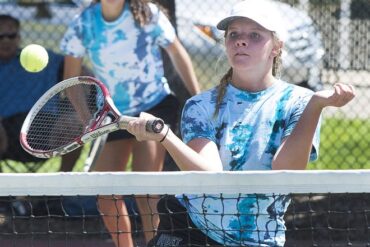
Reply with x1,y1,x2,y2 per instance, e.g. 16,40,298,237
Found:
26,83,104,151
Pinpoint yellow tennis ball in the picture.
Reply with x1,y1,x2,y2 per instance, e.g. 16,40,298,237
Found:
20,44,49,73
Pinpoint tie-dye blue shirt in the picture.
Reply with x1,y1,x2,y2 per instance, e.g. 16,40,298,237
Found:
180,80,320,246
60,2,175,115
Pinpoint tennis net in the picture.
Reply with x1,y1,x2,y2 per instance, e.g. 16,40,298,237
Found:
0,170,370,247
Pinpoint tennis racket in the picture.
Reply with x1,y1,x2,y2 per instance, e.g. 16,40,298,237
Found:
20,76,164,158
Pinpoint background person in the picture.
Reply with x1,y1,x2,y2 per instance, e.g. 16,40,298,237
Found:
60,0,200,246
0,14,81,172
126,0,355,246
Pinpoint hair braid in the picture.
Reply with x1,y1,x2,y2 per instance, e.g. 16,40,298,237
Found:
214,68,233,117
272,50,282,78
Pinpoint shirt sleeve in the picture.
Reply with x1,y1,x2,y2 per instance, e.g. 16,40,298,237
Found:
146,3,176,48
181,98,216,144
283,92,321,161
59,14,86,58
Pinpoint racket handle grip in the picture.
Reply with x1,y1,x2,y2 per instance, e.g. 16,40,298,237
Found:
146,118,165,133
119,116,164,133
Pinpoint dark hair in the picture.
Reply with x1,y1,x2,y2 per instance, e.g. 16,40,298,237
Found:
95,0,152,26
94,0,169,27
129,0,153,27
0,14,20,29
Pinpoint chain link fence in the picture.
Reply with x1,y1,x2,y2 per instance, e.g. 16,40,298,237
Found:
0,0,369,171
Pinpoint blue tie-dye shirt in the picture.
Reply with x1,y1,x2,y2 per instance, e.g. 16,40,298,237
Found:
180,80,320,246
60,2,175,116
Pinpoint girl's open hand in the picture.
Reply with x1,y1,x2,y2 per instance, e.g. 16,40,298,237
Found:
313,83,355,108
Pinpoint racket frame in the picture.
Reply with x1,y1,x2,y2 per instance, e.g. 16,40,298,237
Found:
20,76,130,158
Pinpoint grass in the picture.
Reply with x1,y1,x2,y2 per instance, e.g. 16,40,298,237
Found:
0,145,91,173
0,143,134,173
308,117,370,170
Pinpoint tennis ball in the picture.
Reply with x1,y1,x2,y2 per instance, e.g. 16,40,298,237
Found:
20,44,49,73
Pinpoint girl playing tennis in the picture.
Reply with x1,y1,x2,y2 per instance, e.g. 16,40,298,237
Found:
127,0,355,246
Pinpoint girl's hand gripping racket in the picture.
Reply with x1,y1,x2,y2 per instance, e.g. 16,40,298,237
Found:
20,76,164,158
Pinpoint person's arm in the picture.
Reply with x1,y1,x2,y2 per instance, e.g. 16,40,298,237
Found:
126,113,223,172
161,128,222,171
164,38,201,96
63,55,91,124
63,55,83,79
272,83,355,170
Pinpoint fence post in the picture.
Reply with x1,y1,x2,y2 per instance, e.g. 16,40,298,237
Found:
339,0,351,70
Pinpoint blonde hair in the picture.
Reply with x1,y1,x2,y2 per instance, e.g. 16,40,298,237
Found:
214,68,233,117
213,32,282,117
272,33,282,79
